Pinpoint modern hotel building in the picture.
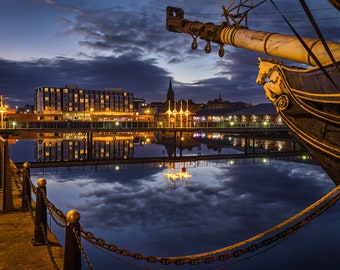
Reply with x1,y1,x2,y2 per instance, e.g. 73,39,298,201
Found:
34,85,134,121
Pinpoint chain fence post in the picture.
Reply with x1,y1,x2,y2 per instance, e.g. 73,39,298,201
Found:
21,162,32,211
32,177,47,246
64,209,81,270
1,135,13,211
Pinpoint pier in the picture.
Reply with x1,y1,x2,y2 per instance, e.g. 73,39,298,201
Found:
0,152,64,269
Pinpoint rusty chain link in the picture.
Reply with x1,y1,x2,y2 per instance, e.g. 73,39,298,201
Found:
80,189,340,266
41,190,67,227
25,194,35,221
26,172,340,267
72,226,94,270
27,174,37,195
40,222,61,270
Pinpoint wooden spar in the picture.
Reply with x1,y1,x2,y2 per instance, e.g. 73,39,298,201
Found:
166,6,340,66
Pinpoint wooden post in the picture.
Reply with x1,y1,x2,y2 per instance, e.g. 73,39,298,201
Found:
0,135,13,211
32,178,47,245
21,162,32,211
64,210,82,270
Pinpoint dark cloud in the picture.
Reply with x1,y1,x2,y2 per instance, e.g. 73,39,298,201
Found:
1,0,339,107
0,56,171,105
0,53,269,106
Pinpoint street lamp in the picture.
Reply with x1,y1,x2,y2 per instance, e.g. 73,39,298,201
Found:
0,95,7,129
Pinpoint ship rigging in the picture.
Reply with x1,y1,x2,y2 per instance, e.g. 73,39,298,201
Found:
166,0,340,185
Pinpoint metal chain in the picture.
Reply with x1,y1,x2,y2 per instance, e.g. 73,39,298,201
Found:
26,172,340,267
28,175,37,195
72,226,93,270
49,210,67,228
26,195,35,221
80,189,340,266
40,222,61,270
41,189,67,226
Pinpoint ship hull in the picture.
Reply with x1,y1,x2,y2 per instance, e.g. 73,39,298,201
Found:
257,59,340,185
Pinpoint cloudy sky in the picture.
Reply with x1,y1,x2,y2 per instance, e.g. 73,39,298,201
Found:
0,0,339,107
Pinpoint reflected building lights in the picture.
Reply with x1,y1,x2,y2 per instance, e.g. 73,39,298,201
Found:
35,132,134,162
164,162,193,189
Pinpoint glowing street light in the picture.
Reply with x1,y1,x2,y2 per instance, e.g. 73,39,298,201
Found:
0,95,7,129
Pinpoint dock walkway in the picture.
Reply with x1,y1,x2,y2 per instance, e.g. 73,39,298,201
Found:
0,169,64,270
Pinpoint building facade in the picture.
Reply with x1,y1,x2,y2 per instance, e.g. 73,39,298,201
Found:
34,85,134,120
194,103,283,128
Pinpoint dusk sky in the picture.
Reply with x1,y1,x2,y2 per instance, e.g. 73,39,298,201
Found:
0,0,339,107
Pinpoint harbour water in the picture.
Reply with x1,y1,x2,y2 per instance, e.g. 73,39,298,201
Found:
8,134,340,270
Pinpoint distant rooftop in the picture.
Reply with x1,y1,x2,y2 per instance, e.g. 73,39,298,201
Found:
231,103,276,115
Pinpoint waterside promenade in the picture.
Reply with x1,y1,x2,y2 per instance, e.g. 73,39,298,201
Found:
0,167,64,270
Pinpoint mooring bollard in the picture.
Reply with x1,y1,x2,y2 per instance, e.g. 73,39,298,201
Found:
32,177,47,246
21,162,32,211
64,209,82,270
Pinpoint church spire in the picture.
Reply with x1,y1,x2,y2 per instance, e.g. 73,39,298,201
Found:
166,78,175,110
218,93,222,103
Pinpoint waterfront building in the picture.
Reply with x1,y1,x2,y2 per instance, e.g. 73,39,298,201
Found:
34,85,134,120
160,99,195,128
194,103,283,128
4,82,280,130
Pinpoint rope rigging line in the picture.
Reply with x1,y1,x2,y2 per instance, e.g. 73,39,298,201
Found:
270,0,339,90
298,0,340,74
80,183,340,265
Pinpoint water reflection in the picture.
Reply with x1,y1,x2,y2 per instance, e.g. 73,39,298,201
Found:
164,162,193,189
192,132,300,154
9,133,337,269
34,132,137,162
29,158,340,270
8,131,303,163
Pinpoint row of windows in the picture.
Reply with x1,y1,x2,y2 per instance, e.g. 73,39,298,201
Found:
35,87,134,113
35,140,134,161
38,87,130,96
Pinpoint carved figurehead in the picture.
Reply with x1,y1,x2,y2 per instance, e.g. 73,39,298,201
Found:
256,58,290,110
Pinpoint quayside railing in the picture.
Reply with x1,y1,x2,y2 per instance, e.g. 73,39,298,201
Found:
8,161,340,270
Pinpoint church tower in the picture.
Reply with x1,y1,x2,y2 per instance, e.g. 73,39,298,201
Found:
166,78,175,110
